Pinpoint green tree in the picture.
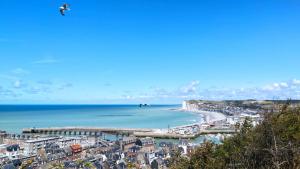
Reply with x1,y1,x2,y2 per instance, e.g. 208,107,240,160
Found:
171,103,300,169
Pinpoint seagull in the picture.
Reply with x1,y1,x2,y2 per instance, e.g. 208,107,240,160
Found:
59,3,70,16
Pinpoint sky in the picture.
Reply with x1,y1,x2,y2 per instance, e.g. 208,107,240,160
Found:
0,0,300,104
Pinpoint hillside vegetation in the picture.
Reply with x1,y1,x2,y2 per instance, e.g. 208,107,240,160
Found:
171,102,300,169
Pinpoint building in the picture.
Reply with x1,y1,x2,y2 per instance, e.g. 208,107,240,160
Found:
23,137,60,156
0,144,9,163
121,136,136,151
0,131,6,144
6,144,20,160
145,152,156,165
58,137,77,148
70,144,82,154
139,137,155,153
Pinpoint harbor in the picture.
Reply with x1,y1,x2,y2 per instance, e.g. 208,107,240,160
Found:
0,101,268,168
22,126,237,139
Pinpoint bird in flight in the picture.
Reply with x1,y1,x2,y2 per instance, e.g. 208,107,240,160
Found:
59,3,70,16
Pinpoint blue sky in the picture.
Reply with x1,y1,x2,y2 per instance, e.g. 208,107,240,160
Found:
1,0,300,104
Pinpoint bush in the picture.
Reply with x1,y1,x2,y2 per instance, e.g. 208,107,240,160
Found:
171,104,300,169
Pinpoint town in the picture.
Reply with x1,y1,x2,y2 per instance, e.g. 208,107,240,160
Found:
1,100,295,169
0,130,201,169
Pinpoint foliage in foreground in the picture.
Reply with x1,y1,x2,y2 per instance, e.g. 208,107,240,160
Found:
170,104,300,169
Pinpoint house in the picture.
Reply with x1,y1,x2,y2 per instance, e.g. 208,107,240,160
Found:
63,146,73,156
0,131,6,144
126,152,137,163
45,143,61,154
70,144,82,154
128,145,140,153
145,152,156,164
2,163,17,169
150,159,159,169
136,152,147,167
0,153,9,164
6,144,20,160
121,136,136,151
140,137,155,152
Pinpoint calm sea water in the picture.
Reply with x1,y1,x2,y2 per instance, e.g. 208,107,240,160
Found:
0,105,202,133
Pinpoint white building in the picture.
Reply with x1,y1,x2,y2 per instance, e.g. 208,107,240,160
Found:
24,137,60,156
146,152,156,164
5,144,21,160
58,137,77,148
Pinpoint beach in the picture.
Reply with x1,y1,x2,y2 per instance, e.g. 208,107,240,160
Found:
194,110,226,123
177,108,226,123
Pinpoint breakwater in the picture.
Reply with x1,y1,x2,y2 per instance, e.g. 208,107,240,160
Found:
22,127,236,139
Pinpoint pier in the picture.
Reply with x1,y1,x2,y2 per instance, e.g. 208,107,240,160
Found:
22,127,237,139
23,127,153,136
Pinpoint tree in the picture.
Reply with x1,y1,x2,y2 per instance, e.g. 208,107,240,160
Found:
171,103,300,169
83,161,95,169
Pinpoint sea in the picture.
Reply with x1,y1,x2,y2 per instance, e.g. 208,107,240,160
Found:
0,104,202,134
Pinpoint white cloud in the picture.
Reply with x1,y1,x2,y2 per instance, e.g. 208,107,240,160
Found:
57,83,73,90
13,80,22,88
180,80,200,94
11,68,30,75
120,79,300,102
0,79,73,98
292,79,300,85
0,86,18,97
262,82,289,91
33,57,59,64
120,80,201,101
0,74,18,80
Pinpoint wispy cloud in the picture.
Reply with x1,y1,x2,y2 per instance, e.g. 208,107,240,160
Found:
37,80,53,85
11,68,30,75
0,79,73,98
120,79,300,101
13,80,25,89
198,79,300,100
121,80,201,100
0,74,18,80
57,83,73,90
23,81,73,95
0,86,19,97
179,80,200,95
33,57,59,64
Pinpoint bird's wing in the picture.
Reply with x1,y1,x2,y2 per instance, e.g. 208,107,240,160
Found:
63,4,70,9
60,9,65,16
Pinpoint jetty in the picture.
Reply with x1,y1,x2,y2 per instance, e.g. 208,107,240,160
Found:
23,127,152,136
22,127,237,139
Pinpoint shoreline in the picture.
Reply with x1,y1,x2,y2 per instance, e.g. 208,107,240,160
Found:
19,107,230,139
193,110,227,123
174,108,227,123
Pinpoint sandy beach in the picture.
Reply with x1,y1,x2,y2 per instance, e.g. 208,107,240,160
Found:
194,110,226,123
175,108,226,123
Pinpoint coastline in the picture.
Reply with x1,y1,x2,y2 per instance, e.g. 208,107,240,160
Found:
0,105,197,134
174,108,226,123
3,106,227,138
193,110,226,123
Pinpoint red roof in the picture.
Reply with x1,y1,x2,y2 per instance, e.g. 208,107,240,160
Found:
70,144,82,153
